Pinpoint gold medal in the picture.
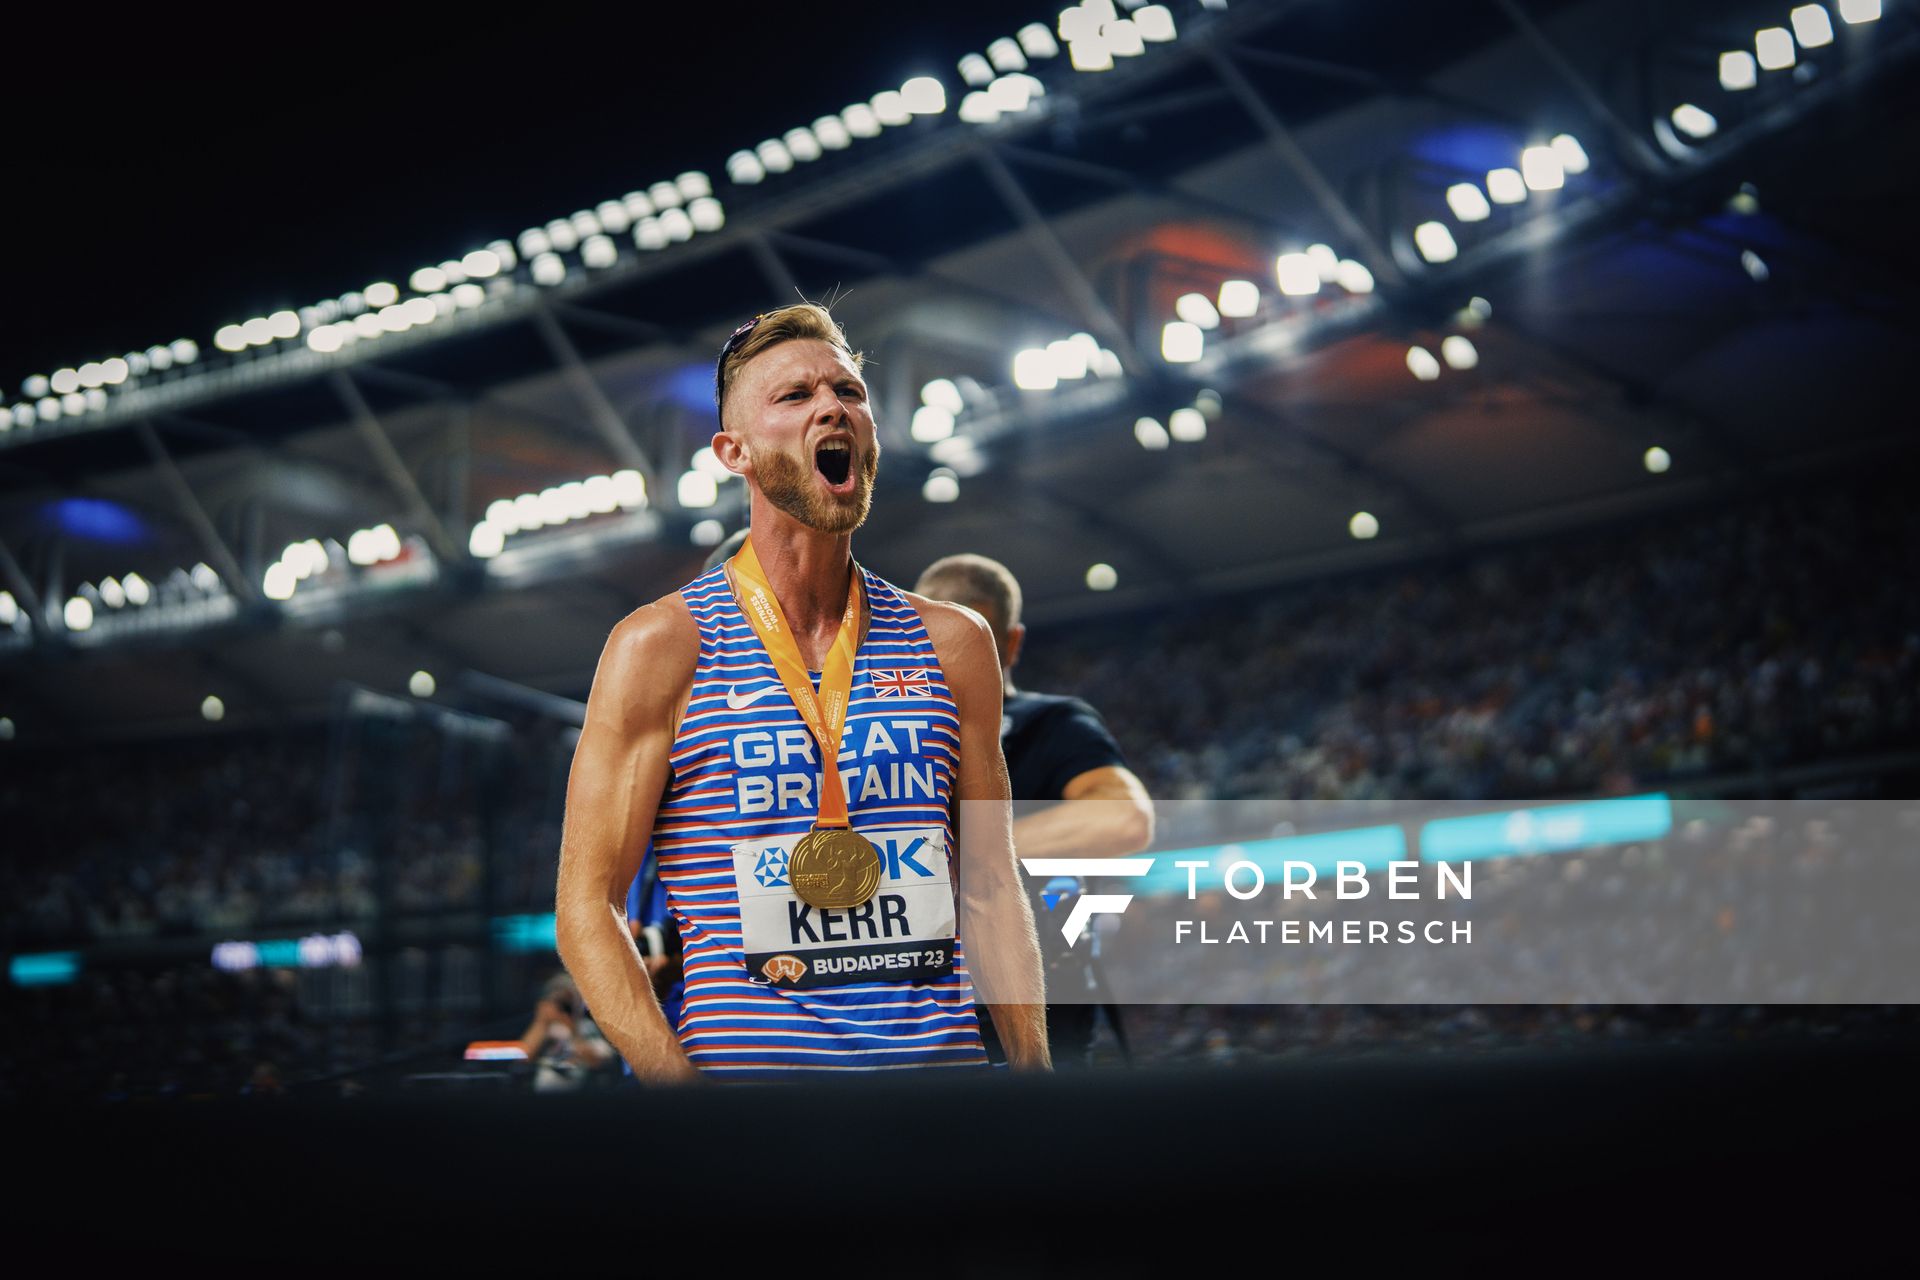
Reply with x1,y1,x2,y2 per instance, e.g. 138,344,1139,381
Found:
789,826,883,910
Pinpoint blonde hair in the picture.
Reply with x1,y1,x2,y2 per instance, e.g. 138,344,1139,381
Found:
715,302,863,421
915,553,1023,633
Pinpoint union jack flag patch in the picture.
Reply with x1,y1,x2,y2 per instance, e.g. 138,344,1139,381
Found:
869,668,934,698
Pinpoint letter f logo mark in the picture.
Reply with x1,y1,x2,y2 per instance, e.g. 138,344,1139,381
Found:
1018,859,1154,948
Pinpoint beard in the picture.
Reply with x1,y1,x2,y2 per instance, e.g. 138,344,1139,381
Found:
752,438,881,535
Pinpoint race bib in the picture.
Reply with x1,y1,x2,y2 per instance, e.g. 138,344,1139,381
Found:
733,826,957,990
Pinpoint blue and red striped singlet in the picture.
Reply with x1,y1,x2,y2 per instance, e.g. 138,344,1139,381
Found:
650,563,988,1076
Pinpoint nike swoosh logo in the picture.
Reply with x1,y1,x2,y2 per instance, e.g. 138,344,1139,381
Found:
725,684,783,710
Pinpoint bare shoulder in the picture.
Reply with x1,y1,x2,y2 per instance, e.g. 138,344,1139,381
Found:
589,589,701,728
898,589,1000,687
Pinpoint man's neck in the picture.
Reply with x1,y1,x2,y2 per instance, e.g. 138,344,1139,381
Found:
745,506,856,662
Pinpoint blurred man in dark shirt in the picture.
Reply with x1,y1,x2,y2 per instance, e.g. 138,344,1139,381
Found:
916,553,1153,1066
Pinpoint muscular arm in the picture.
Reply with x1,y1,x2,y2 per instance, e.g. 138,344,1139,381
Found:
909,594,1051,1071
1011,765,1154,860
553,599,702,1083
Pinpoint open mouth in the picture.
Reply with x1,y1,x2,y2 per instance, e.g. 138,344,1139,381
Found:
815,440,853,487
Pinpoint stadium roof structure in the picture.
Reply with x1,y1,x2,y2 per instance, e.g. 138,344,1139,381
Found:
2,0,1916,743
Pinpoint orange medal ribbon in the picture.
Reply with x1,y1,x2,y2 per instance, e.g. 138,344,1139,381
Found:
728,536,864,828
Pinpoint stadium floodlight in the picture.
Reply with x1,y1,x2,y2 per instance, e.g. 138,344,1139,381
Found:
1275,252,1321,295
83,388,106,412
512,493,544,531
267,310,300,340
1307,243,1341,282
959,92,1000,125
784,127,823,162
191,562,222,591
140,349,168,373
580,235,617,269
1168,407,1206,442
1134,416,1170,449
879,89,913,125
1217,279,1260,318
923,468,961,503
530,253,566,287
902,76,946,114
1013,347,1059,390
214,325,247,353
545,219,580,253
411,266,448,293
1349,511,1379,540
635,219,668,251
1790,5,1835,48
1176,292,1221,329
1069,39,1114,72
437,259,469,285
1741,249,1769,282
409,670,436,698
1548,135,1590,177
582,476,617,515
451,283,485,309
307,326,344,354
36,397,59,422
692,446,731,481
688,197,724,233
201,695,224,722
171,338,198,364
1105,19,1145,56
690,519,725,547
1440,335,1479,369
1447,182,1492,221
729,151,767,184
401,297,436,326
1413,221,1458,263
1644,446,1672,473
812,115,852,150
11,403,32,427
912,405,956,442
263,561,296,601
99,576,125,608
78,362,103,388
842,102,882,138
1755,27,1796,70
595,200,632,234
1160,321,1203,364
960,53,994,85
1406,346,1441,381
1018,22,1060,57
1838,0,1881,23
660,208,694,242
571,210,603,240
560,480,593,520
123,572,150,605
1671,104,1718,139
61,392,86,415
352,313,384,340
365,282,399,308
678,470,718,509
986,37,1027,73
929,435,984,476
241,317,274,346
537,487,570,525
649,181,683,209
1486,167,1527,204
1085,563,1117,591
518,227,553,258
64,596,93,632
1060,5,1098,42
756,139,795,173
677,171,712,200
921,378,964,414
621,192,654,222
988,74,1036,113
1134,5,1176,41
1046,338,1090,380
486,498,521,534
24,374,52,396
1520,146,1565,191
611,469,647,509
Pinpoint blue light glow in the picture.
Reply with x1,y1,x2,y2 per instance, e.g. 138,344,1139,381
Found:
43,498,152,545
1421,794,1673,862
9,951,81,986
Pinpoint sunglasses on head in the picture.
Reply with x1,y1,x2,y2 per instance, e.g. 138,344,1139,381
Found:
714,313,765,408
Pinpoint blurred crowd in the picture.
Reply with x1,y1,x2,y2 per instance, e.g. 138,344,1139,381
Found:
1022,483,1920,801
2,479,1917,1098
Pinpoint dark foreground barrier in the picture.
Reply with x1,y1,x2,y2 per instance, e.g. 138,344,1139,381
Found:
15,1033,1918,1267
